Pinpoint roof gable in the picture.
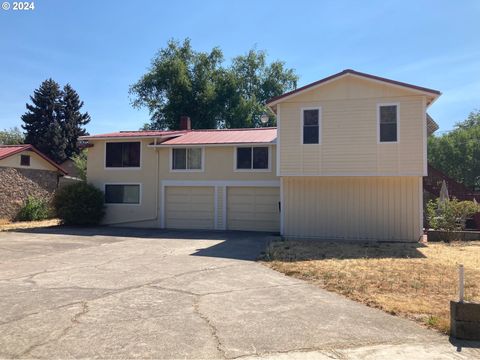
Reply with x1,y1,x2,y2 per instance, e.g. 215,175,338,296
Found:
0,145,67,174
267,69,441,108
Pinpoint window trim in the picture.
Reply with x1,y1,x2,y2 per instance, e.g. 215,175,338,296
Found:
301,107,322,145
233,145,272,172
169,147,205,172
20,154,30,167
104,141,142,170
377,103,400,144
103,183,142,206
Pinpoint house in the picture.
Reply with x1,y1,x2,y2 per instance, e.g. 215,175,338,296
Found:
0,144,67,220
82,69,441,241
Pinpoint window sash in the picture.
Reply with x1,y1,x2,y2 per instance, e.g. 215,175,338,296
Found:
105,185,140,204
379,105,398,142
172,148,202,170
303,109,320,144
20,155,30,166
106,142,140,167
236,147,269,170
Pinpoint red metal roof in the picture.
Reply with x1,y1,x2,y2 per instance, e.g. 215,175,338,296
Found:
159,128,277,145
80,130,186,140
267,69,441,105
0,145,67,174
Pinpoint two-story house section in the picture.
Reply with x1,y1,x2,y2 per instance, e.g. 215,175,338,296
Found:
267,69,441,241
82,69,440,242
82,126,280,232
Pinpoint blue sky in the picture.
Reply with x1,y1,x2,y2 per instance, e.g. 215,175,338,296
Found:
0,0,479,135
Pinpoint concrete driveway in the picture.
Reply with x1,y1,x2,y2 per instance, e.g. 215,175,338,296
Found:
0,227,478,359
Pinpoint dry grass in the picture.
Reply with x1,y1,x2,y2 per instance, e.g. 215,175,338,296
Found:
0,219,60,231
263,240,480,334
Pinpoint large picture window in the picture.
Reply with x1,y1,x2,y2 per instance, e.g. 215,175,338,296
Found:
236,147,269,170
303,108,320,144
105,184,140,204
379,105,398,142
105,142,141,168
172,148,202,170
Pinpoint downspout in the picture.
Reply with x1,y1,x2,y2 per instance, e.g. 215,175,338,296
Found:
106,139,160,226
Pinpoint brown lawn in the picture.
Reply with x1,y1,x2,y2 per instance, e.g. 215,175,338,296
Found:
263,240,480,334
0,219,60,231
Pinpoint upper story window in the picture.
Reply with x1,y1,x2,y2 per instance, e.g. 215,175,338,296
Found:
236,146,269,170
20,155,30,166
105,142,141,168
303,108,320,144
172,148,202,170
379,104,398,142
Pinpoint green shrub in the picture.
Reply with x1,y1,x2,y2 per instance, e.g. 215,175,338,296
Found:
426,198,480,232
16,196,51,221
54,182,105,225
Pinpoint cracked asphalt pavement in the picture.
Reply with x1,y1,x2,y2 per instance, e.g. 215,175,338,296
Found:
0,227,478,359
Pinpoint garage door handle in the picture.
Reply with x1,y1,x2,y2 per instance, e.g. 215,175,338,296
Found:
278,201,281,213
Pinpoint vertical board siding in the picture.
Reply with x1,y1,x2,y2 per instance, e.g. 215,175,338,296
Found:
283,176,422,241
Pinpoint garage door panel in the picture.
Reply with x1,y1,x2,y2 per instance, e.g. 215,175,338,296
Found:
227,187,279,232
165,186,214,230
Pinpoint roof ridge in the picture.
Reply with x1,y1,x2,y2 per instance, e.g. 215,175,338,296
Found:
0,144,29,147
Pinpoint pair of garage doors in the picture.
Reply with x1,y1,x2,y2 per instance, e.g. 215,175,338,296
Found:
165,186,280,232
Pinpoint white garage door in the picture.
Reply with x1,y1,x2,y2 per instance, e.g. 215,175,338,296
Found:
165,186,215,230
227,187,280,232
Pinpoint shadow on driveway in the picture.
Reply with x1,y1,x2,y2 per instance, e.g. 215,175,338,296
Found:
5,226,277,261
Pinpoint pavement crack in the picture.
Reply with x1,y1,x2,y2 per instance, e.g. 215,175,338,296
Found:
193,296,226,359
13,301,89,359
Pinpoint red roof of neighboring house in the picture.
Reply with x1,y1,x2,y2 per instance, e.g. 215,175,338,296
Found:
80,130,186,140
0,145,67,174
159,128,277,145
267,69,441,106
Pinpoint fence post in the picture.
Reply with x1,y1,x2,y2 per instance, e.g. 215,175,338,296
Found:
459,264,464,302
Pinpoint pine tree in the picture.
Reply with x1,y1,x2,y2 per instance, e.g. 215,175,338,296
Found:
61,84,90,158
21,79,67,163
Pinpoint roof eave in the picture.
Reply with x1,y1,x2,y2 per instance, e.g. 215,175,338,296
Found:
266,69,441,107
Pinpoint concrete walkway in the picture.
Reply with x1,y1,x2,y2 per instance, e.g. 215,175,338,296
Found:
0,227,478,359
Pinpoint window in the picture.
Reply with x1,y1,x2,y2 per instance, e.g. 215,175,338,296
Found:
303,108,320,144
236,147,269,170
105,184,140,204
172,148,202,170
379,105,398,142
20,155,30,166
105,142,140,168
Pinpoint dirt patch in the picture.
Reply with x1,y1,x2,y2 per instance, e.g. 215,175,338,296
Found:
0,219,61,231
263,240,480,334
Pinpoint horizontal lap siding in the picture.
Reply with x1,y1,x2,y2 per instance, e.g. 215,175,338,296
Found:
278,76,425,176
283,176,421,241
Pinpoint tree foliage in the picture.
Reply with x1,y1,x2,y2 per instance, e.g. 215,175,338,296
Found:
72,149,87,181
130,39,298,130
426,198,480,232
0,127,24,145
428,110,480,190
21,79,90,163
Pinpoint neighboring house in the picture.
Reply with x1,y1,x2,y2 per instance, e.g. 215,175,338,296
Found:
82,69,441,241
0,145,67,219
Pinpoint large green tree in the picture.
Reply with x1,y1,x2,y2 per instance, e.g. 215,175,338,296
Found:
428,110,480,190
22,79,67,163
62,84,91,157
21,80,90,163
0,127,24,145
130,39,298,130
